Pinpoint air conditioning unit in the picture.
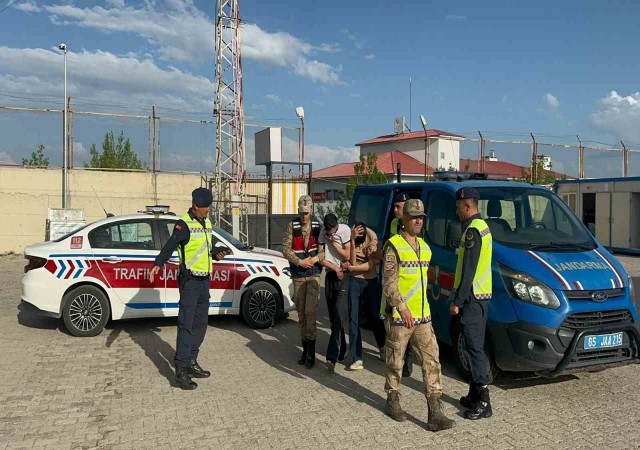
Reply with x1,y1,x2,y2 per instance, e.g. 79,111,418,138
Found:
394,116,405,135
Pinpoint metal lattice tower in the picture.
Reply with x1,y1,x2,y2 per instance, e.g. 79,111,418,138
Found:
213,0,247,241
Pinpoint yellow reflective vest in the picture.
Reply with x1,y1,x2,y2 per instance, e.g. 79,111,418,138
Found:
381,233,432,322
454,218,492,299
179,212,212,277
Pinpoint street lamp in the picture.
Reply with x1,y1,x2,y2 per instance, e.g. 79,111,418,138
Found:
295,106,305,177
59,43,68,208
420,114,430,180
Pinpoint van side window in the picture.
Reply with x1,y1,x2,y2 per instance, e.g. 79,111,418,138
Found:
350,191,388,234
425,191,457,249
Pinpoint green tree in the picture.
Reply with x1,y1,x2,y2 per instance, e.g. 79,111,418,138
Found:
86,131,144,170
521,159,558,185
333,153,387,222
22,144,49,167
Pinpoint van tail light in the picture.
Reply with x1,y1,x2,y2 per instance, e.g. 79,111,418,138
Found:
24,256,47,273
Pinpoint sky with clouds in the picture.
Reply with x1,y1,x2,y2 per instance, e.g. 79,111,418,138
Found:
0,0,639,177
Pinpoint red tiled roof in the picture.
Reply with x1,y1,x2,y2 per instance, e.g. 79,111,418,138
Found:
459,158,571,179
312,151,433,178
357,129,465,146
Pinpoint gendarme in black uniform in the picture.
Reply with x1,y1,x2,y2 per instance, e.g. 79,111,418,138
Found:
450,187,494,420
152,188,222,390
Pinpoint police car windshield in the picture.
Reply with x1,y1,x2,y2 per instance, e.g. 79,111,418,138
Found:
475,187,596,251
213,226,251,250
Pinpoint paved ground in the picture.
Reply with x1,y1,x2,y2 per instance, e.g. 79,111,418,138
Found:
1,253,640,449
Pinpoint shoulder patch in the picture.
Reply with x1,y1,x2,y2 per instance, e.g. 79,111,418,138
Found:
466,229,474,240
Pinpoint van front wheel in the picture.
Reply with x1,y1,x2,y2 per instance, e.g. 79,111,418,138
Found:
451,321,499,384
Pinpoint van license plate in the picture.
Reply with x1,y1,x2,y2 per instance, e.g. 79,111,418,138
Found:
583,332,623,350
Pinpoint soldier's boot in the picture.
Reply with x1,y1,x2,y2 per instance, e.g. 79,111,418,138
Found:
297,340,308,366
175,366,197,391
402,345,414,378
385,390,407,422
305,340,316,369
187,359,211,378
426,395,455,432
460,383,479,409
463,386,492,420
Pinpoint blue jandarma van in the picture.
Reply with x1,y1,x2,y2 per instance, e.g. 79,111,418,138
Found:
349,172,640,380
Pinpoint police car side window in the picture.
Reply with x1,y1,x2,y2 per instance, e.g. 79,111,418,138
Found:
425,191,456,250
89,220,155,250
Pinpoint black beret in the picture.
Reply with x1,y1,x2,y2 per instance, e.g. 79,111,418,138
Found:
456,187,480,201
192,187,213,207
393,192,410,203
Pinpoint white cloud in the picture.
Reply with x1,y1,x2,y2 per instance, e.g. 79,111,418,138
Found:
591,90,640,142
364,53,375,60
42,1,343,84
303,144,360,171
341,29,365,50
13,0,41,13
265,94,281,102
446,14,467,20
0,46,214,113
544,92,560,110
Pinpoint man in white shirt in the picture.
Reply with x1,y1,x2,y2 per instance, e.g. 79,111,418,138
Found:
319,213,351,372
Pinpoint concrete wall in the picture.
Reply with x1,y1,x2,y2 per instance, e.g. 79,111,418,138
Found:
0,166,272,254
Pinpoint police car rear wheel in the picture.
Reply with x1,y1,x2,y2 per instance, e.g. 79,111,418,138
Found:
241,281,281,329
62,286,110,337
452,324,500,384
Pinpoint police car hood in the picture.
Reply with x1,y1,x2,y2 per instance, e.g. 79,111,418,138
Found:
497,245,628,291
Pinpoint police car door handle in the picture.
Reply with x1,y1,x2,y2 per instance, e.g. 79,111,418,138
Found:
168,259,179,265
102,257,122,263
237,267,248,272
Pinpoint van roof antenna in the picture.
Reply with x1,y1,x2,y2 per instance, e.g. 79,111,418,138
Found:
91,185,114,217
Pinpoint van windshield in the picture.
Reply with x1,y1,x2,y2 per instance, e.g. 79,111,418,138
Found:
475,187,596,251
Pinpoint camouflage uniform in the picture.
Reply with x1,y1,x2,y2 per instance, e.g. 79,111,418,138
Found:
382,237,443,397
283,220,324,340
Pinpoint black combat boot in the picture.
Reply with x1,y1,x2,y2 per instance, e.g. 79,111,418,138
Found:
298,340,308,365
402,345,414,378
426,395,455,432
188,359,211,378
460,383,479,409
305,340,316,369
463,386,492,420
175,366,197,390
385,390,407,422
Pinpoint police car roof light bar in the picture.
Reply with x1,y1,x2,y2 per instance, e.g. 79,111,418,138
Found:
433,171,488,181
141,205,171,214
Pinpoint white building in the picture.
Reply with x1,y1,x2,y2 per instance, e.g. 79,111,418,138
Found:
356,128,464,171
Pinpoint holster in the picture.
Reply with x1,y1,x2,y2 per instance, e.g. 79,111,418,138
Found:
178,266,193,290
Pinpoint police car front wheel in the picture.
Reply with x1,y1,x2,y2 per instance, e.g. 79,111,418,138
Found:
241,281,282,329
62,286,110,337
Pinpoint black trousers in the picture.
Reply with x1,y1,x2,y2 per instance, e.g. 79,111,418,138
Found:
460,298,490,386
174,278,210,369
325,271,348,363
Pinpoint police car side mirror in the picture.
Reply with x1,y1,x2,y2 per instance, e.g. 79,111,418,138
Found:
447,222,462,249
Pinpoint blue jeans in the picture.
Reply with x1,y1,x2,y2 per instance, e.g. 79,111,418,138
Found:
348,276,386,361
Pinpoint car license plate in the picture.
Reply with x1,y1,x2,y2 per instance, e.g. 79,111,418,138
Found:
583,332,623,350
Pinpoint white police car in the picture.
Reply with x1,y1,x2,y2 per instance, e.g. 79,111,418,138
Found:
21,207,294,337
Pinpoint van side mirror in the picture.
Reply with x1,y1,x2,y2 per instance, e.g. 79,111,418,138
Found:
447,222,462,249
